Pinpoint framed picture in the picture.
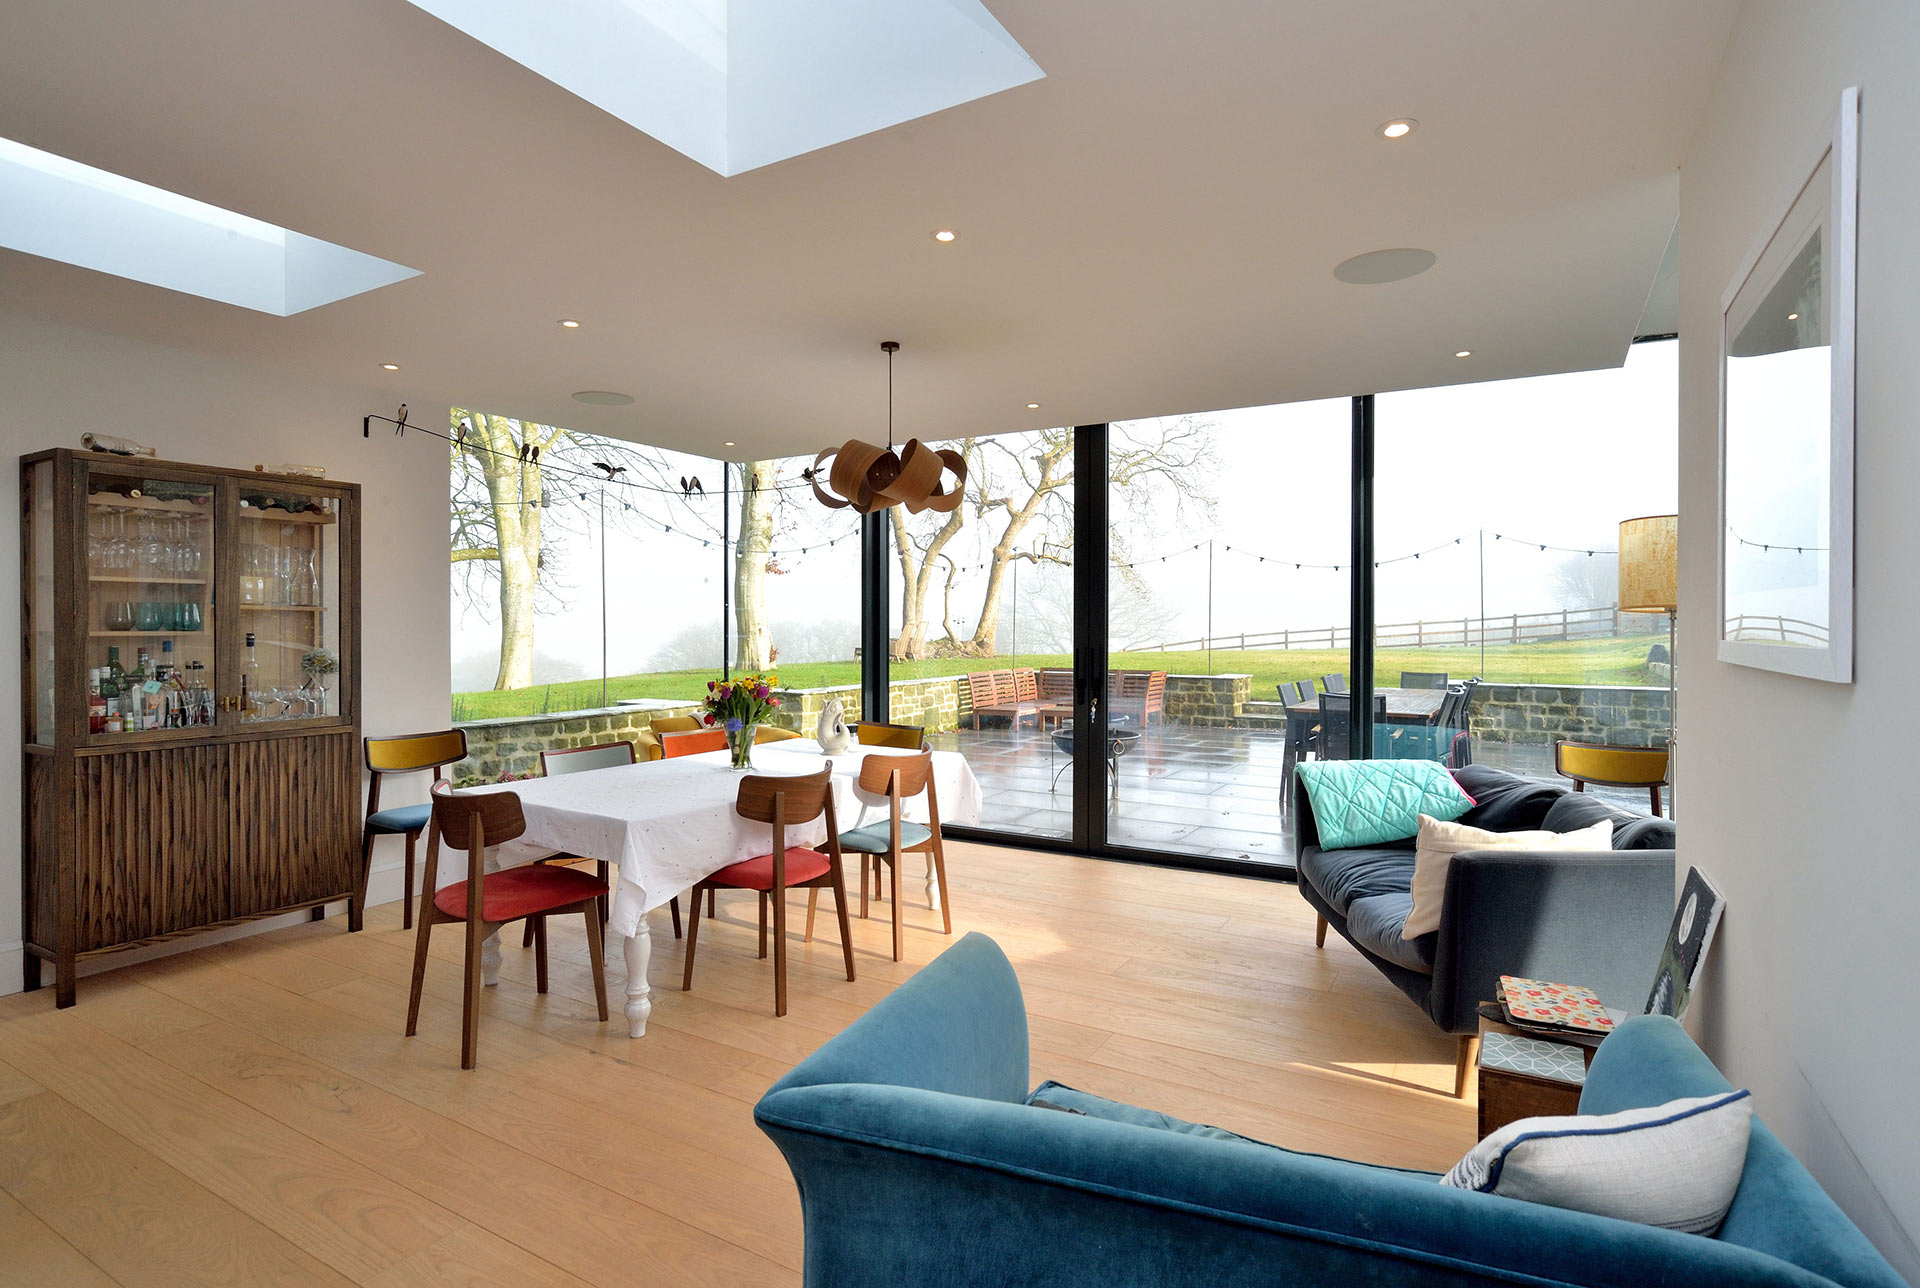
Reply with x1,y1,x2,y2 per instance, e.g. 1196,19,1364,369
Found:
1716,86,1857,683
1646,867,1727,1020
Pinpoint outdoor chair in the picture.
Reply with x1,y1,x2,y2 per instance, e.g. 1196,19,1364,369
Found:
359,729,469,932
1316,692,1385,761
1400,670,1449,689
1555,740,1670,817
1320,672,1348,694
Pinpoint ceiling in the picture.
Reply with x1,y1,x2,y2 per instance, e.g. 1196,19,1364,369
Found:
0,0,1736,460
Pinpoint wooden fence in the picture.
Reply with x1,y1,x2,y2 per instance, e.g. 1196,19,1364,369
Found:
1136,605,1664,654
1723,614,1830,647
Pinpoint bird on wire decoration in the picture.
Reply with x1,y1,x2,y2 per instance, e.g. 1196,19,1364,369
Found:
809,341,967,516
394,404,408,435
680,476,704,498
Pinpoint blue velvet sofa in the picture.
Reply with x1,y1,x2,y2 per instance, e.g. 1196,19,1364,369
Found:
1294,763,1677,1089
755,933,1905,1288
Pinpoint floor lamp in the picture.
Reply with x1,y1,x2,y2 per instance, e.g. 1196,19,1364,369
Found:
1619,514,1678,809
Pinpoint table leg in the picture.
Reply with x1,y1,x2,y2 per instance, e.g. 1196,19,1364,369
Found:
480,846,502,987
623,920,653,1038
924,853,940,913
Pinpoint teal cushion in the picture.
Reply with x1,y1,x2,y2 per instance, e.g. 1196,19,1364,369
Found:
840,821,933,852
367,803,431,834
1295,759,1474,849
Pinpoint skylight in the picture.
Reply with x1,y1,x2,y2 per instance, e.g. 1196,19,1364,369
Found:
402,0,1044,177
0,138,420,316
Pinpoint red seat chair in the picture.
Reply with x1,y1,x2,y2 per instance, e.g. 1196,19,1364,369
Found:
681,766,855,1016
405,784,610,1069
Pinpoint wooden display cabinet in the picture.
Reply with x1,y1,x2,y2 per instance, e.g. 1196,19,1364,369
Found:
20,449,361,1006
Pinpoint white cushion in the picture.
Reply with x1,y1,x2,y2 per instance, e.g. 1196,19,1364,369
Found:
1402,814,1613,939
1441,1090,1753,1234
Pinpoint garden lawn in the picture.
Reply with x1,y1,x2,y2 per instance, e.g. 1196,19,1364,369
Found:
453,635,1663,720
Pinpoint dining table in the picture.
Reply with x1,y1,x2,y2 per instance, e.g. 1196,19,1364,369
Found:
1280,686,1453,790
459,738,982,1037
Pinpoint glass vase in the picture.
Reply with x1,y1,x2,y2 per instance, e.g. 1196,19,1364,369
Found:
727,722,757,771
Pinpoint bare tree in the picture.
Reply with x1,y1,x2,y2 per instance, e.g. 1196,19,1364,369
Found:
1551,551,1621,611
733,460,777,671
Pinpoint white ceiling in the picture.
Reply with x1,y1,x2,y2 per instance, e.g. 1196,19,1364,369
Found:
0,0,1735,460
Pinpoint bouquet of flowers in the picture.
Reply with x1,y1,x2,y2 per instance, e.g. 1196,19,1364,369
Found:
703,673,781,768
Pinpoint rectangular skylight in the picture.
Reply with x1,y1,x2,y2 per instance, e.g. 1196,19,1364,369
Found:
402,0,1043,177
0,137,420,316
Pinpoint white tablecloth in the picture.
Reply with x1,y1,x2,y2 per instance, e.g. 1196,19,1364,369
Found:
460,739,981,937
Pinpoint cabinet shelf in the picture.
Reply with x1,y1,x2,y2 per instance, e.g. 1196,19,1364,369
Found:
86,494,210,516
88,576,209,586
239,604,326,612
239,507,335,525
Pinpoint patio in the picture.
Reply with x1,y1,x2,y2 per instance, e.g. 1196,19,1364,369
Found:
926,724,1657,865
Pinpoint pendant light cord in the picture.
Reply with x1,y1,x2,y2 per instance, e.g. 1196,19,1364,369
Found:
886,344,894,452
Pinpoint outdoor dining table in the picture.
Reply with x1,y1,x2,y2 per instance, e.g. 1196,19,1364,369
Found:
1280,686,1452,787
460,738,982,1037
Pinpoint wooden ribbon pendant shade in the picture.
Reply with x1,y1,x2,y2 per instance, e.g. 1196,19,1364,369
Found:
810,342,967,516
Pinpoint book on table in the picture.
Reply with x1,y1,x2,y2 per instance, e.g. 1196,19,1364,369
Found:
1498,976,1616,1035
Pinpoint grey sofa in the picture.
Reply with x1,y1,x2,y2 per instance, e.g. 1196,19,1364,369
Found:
1293,763,1676,1093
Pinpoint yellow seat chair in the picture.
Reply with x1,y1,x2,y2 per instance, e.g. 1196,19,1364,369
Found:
360,729,469,932
1553,740,1671,817
855,721,925,749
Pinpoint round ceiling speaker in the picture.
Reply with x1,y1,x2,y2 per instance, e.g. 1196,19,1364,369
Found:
571,390,635,406
1332,248,1438,285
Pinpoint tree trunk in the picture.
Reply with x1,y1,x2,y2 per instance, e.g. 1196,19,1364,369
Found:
734,461,776,671
474,414,545,691
888,445,972,659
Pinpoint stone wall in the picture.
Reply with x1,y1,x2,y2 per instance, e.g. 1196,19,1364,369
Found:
1163,673,1252,726
1468,682,1671,749
453,699,703,782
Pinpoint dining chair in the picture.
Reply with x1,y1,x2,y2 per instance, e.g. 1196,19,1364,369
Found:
661,728,729,758
1400,670,1449,690
856,720,926,748
530,741,684,943
359,729,469,932
806,749,949,962
1554,740,1670,816
1321,673,1348,694
406,784,609,1069
754,725,803,744
650,715,703,735
680,767,855,1016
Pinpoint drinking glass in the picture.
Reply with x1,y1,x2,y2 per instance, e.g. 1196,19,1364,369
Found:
183,601,202,632
290,547,318,605
105,601,134,632
239,545,264,604
134,602,162,633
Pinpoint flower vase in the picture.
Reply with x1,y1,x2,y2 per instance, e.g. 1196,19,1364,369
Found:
727,722,757,771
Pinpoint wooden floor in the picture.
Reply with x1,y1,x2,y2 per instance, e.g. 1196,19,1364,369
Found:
0,842,1476,1287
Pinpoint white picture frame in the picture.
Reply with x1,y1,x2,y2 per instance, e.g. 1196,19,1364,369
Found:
1716,86,1857,683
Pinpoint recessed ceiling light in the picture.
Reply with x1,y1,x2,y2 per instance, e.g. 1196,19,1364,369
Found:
1333,247,1438,285
1454,350,1472,359
1379,118,1418,139
1787,312,1800,320
571,390,634,406
381,362,400,370
1026,402,1041,409
932,229,958,243
559,318,581,328
723,441,736,447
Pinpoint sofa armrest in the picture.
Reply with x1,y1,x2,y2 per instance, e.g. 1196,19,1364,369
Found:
763,931,1030,1103
1427,849,1674,1031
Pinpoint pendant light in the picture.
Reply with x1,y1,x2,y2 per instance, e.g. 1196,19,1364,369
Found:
808,341,966,515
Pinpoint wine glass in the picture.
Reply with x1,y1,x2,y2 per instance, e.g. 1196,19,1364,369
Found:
105,601,134,632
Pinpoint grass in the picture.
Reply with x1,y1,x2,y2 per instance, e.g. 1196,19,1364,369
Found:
452,635,1663,720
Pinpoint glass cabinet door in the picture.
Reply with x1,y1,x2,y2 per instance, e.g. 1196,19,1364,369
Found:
234,481,346,723
85,471,218,737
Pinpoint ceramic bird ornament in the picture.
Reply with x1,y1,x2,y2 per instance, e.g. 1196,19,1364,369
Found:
816,698,852,754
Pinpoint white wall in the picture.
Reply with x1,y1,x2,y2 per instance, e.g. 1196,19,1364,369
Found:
0,312,450,996
1680,2,1920,1276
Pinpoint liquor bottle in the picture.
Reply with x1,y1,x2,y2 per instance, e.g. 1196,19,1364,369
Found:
128,648,150,731
157,640,177,727
88,668,107,735
104,647,127,733
242,632,259,721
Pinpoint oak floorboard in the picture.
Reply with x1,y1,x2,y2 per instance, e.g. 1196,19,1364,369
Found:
0,838,1477,1286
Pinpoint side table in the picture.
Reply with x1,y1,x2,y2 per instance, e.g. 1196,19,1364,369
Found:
1475,1008,1595,1137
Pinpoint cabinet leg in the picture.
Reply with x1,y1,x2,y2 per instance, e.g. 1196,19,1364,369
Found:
22,954,41,992
311,905,326,922
55,957,76,1010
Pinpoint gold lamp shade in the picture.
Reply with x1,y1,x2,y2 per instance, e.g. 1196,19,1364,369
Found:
1618,514,1678,613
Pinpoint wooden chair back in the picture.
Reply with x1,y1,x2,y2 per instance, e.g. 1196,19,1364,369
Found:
1401,671,1449,690
965,671,1008,708
1013,669,1039,701
753,725,803,744
857,748,934,798
661,728,728,758
541,741,636,775
1038,668,1074,700
735,766,835,830
856,720,924,748
650,715,703,735
430,787,527,852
